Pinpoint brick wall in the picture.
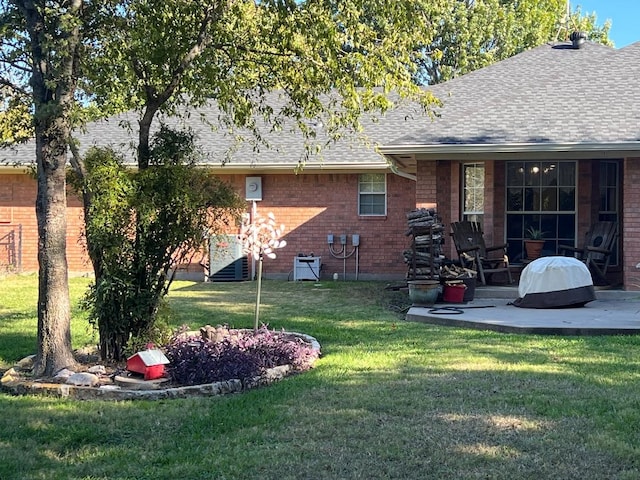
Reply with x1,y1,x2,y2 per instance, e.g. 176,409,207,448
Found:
247,173,416,280
577,160,595,237
5,157,634,287
483,160,506,247
0,173,88,274
623,158,640,290
1,171,416,280
415,160,461,259
416,161,437,211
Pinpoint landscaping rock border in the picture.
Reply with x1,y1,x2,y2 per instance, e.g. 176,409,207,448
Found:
1,332,320,401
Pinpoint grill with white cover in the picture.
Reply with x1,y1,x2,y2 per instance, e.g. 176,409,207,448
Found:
513,256,595,308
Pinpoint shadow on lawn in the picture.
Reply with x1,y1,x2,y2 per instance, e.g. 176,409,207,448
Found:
0,331,37,367
0,364,635,479
4,280,638,475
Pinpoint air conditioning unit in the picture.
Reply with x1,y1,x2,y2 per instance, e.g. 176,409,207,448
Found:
293,256,321,281
208,235,248,281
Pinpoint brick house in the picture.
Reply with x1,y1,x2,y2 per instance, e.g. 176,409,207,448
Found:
0,103,419,281
2,38,640,288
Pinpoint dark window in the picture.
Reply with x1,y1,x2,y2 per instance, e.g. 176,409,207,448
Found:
506,161,576,263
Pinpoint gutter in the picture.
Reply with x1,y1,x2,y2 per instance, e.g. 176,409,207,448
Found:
1,161,395,175
391,169,417,181
378,142,640,157
192,161,394,174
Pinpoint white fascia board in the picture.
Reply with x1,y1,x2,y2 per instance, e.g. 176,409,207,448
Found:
1,162,394,174
391,169,417,181
195,162,393,174
378,142,640,157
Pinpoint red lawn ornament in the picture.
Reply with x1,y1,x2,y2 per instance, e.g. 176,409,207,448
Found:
126,347,170,380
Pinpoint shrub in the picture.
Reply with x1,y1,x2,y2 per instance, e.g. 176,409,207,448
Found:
164,325,319,386
75,130,244,362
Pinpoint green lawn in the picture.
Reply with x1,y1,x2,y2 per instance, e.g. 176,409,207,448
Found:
1,276,640,479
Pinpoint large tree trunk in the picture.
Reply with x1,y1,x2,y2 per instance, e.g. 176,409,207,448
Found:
18,0,84,376
33,118,77,376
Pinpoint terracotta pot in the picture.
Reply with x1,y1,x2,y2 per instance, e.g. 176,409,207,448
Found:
525,240,545,260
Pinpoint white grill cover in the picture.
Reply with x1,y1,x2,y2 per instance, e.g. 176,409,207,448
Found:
513,256,595,308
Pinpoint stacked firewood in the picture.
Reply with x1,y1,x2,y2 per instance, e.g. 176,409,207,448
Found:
403,208,445,279
440,263,476,280
405,208,440,231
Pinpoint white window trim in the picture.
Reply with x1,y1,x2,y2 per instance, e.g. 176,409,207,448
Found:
358,173,387,216
462,163,485,221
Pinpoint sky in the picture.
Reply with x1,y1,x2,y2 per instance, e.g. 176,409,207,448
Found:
575,0,640,47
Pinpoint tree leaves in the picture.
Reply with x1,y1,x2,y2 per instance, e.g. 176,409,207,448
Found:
412,0,613,85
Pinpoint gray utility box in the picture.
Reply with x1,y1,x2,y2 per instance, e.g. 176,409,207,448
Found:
293,256,321,281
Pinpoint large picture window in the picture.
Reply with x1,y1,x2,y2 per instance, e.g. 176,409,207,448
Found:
358,173,386,216
505,161,576,263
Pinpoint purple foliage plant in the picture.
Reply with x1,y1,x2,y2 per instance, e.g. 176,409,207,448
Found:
164,325,319,386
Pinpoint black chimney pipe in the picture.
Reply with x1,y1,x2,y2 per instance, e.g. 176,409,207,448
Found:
570,31,587,49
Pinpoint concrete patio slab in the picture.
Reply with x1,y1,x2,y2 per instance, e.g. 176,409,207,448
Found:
405,287,640,335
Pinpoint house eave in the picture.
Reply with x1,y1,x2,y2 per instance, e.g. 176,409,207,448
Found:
378,142,640,160
195,162,393,174
0,161,394,175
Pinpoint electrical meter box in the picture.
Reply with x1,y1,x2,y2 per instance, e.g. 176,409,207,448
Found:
293,256,321,281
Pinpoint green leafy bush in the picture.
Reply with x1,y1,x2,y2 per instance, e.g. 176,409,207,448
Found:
72,127,244,361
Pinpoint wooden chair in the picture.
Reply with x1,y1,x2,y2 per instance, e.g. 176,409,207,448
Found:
559,221,618,285
450,221,513,285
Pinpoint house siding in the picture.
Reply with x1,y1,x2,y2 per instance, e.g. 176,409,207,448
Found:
0,173,89,274
250,173,415,280
4,156,637,288
577,161,595,237
414,159,475,262
0,171,416,280
623,158,640,290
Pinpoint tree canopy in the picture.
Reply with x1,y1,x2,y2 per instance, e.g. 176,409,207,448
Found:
0,0,615,368
83,0,446,168
413,0,612,85
0,0,447,366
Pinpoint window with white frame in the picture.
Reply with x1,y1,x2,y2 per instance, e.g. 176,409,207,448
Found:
358,173,386,216
462,163,485,223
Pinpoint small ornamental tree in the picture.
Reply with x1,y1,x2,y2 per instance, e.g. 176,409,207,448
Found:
73,126,244,360
239,212,286,331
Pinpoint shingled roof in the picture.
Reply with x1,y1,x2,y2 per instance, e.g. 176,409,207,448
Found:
380,39,640,159
1,90,425,174
0,104,400,173
4,39,639,173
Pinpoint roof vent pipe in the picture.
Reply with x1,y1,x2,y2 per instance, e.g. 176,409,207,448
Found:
570,31,587,49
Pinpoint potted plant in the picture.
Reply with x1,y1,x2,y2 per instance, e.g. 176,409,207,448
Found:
524,226,545,260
